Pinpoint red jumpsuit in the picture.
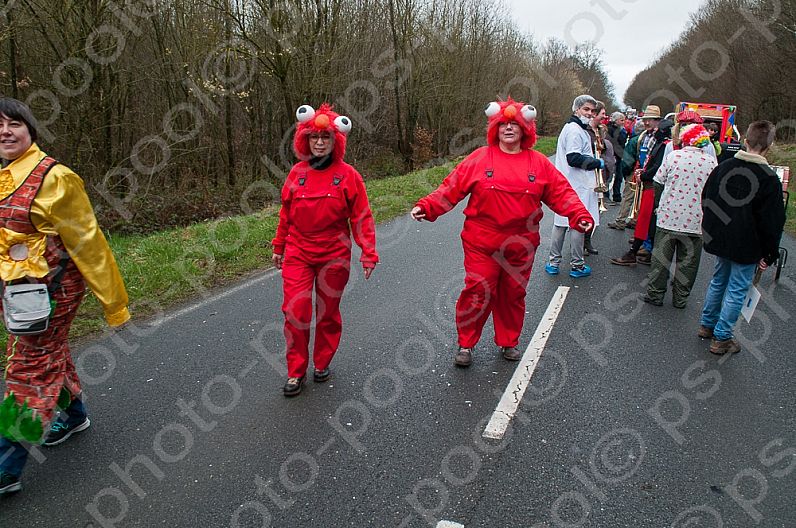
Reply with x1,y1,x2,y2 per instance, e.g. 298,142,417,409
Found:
416,146,591,348
273,161,378,378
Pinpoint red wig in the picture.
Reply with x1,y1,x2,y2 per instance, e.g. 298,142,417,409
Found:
485,97,538,149
293,103,351,162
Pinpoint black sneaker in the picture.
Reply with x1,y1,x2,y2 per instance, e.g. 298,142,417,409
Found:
0,471,21,495
283,376,305,397
43,417,91,447
313,368,331,382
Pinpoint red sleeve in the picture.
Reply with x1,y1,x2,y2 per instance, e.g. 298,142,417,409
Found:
415,151,480,221
537,154,593,231
347,169,379,267
271,169,296,255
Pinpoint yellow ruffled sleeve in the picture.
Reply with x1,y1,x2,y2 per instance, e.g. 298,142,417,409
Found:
29,166,130,327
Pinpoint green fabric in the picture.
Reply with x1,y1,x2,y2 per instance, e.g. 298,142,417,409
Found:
0,393,44,443
647,227,703,306
57,387,72,410
620,133,641,178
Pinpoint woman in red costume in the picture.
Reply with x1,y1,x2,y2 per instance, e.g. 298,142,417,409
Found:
411,99,592,367
273,104,378,396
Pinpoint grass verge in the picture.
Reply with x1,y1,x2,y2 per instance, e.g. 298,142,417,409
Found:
0,137,560,357
535,136,557,156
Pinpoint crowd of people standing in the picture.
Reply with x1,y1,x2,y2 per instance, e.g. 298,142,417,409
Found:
551,96,786,357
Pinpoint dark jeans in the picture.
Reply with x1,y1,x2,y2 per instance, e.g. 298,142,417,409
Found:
646,228,703,306
0,398,86,476
611,166,623,201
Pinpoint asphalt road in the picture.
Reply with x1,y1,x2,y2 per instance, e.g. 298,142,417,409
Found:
1,197,795,528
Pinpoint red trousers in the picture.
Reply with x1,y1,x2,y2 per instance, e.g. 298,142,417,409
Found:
281,245,351,378
456,227,535,349
633,187,655,241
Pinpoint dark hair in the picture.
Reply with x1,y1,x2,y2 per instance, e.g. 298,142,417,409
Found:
745,120,775,152
594,100,605,114
0,97,39,142
654,119,674,141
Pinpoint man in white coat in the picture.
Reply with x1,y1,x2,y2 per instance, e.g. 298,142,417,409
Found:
546,95,602,278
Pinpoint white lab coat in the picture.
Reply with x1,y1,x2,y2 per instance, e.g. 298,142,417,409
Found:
554,121,599,227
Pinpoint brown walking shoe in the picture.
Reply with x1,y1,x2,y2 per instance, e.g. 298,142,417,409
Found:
454,347,473,367
501,347,522,361
709,337,741,355
610,251,637,266
607,221,627,230
698,326,714,339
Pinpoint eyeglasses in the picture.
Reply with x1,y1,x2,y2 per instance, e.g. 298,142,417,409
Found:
309,134,332,143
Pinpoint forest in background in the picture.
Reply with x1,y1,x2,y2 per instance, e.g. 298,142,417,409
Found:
625,0,795,139
0,0,615,233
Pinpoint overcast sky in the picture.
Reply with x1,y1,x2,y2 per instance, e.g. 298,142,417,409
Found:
507,0,703,107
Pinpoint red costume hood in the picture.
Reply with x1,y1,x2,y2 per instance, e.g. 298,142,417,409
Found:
293,103,351,162
485,97,538,149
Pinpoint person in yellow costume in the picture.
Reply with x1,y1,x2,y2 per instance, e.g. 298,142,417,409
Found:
0,97,129,495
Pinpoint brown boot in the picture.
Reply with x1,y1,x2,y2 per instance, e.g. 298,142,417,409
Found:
709,337,741,355
698,326,714,339
454,347,473,367
501,347,522,361
610,251,637,266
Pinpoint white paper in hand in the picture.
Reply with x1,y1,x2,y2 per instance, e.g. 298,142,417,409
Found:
741,284,762,323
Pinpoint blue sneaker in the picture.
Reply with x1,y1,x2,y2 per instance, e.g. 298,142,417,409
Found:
569,264,592,278
544,263,559,275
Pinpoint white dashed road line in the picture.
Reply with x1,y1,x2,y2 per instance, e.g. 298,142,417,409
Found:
437,521,465,528
482,285,570,440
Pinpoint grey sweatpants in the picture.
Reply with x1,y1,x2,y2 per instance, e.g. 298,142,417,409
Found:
548,225,585,268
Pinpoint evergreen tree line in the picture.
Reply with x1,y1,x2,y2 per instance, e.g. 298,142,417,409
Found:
1,0,614,232
625,0,796,139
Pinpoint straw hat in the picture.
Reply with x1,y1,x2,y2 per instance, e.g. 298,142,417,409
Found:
641,105,662,119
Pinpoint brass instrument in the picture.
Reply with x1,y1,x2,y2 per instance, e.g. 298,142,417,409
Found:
593,125,609,213
628,172,643,220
